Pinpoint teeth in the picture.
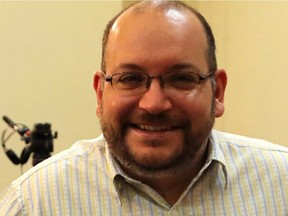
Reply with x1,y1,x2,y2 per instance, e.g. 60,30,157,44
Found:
138,125,170,131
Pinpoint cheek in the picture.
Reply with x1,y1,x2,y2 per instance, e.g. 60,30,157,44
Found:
175,90,213,122
101,91,138,122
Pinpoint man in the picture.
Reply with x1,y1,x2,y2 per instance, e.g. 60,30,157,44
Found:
0,1,287,215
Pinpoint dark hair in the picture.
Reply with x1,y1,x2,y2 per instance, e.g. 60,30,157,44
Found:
100,0,217,75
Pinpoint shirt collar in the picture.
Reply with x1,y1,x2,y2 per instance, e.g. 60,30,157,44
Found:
104,129,229,195
104,143,142,187
209,130,229,188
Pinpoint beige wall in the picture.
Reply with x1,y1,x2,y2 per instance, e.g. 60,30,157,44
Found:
1,1,288,191
0,1,122,192
193,1,288,145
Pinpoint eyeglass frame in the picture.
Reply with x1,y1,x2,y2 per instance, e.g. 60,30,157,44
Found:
101,70,215,95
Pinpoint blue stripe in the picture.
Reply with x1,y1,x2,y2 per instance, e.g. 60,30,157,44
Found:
36,172,43,215
44,167,53,213
238,149,258,215
258,151,277,214
84,155,93,216
248,148,268,212
269,151,286,213
226,145,241,215
55,164,63,215
216,173,228,216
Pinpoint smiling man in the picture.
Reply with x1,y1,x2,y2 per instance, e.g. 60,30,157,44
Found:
1,1,288,215
93,1,226,205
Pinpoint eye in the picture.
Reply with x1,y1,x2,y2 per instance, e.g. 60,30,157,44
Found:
169,72,198,82
115,72,147,89
118,72,145,83
166,72,199,89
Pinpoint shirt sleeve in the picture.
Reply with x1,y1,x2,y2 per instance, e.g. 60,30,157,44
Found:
0,184,23,216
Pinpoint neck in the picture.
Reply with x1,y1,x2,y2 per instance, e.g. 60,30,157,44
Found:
143,168,199,205
124,142,209,206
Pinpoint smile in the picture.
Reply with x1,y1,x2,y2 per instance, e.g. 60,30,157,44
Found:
136,124,172,131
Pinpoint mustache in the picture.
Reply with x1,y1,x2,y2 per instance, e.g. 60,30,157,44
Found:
126,111,186,126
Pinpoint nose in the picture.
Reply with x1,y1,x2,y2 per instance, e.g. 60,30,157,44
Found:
138,79,172,115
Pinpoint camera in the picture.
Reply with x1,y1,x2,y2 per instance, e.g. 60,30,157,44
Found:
1,116,57,166
30,123,56,166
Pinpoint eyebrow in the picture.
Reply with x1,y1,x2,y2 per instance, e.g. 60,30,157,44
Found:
114,63,145,72
168,63,202,74
113,63,202,74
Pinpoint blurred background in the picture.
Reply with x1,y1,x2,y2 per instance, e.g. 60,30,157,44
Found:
1,1,288,191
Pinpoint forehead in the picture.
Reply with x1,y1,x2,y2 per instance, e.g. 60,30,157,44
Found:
105,4,208,72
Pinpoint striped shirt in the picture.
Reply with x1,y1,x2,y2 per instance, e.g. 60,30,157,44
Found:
0,130,288,215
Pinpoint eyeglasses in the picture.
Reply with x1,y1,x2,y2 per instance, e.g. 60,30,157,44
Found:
102,71,214,95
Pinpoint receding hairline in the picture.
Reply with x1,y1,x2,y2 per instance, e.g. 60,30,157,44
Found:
128,0,191,12
120,0,194,21
101,0,217,73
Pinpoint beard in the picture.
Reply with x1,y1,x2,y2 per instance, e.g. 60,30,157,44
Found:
100,103,215,179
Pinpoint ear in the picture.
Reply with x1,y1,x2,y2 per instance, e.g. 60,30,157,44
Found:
93,71,103,117
213,69,227,118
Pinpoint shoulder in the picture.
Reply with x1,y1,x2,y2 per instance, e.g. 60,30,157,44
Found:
0,135,114,214
212,129,288,154
38,134,106,168
11,135,107,189
211,131,288,212
212,130,288,179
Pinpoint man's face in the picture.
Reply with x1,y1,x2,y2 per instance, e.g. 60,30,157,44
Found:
94,8,226,177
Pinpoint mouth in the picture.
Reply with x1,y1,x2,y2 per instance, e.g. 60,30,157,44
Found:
132,124,177,132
